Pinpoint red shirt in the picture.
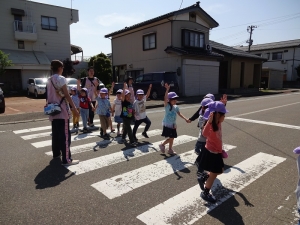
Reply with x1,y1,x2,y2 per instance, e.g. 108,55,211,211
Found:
79,95,91,109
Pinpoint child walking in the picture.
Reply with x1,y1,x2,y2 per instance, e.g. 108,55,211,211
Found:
120,83,136,146
132,85,152,141
79,88,95,133
95,88,112,140
112,89,123,136
196,101,228,203
159,83,188,155
70,87,80,129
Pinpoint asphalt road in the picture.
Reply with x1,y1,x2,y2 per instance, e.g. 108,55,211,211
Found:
0,92,300,225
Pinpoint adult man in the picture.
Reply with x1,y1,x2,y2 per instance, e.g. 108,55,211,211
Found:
78,66,100,127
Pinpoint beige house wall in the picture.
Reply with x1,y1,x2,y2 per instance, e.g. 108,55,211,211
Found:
230,58,262,88
0,0,78,61
112,22,179,73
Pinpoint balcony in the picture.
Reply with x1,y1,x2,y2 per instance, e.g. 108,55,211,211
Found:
13,20,37,42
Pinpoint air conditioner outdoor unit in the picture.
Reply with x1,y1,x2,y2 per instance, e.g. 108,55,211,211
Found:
206,44,211,52
281,60,286,64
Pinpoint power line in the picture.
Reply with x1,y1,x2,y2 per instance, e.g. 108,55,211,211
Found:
211,12,300,31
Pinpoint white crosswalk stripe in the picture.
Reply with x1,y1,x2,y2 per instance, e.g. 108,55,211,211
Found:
45,129,162,156
136,152,286,225
91,145,237,199
66,135,198,175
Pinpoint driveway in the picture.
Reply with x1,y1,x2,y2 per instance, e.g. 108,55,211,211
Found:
1,97,47,115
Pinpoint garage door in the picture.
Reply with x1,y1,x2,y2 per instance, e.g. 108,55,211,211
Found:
183,64,219,96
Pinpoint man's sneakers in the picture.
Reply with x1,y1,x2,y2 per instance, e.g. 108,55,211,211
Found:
89,123,94,127
130,142,137,147
62,159,80,166
200,192,216,203
142,132,149,138
83,127,88,133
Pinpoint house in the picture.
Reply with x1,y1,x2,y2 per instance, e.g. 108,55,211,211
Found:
0,0,79,91
105,2,224,97
234,39,300,82
209,41,267,93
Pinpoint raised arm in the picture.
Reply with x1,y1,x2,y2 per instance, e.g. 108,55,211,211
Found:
164,83,170,106
121,82,126,101
77,79,82,91
109,82,115,95
146,84,152,99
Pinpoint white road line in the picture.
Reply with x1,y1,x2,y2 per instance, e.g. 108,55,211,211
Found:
230,102,300,117
45,129,162,156
6,107,20,112
22,125,144,140
227,117,300,130
91,145,237,199
66,135,198,175
13,119,112,134
31,125,145,148
137,152,286,225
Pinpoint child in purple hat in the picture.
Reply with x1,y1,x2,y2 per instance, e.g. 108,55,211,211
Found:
159,83,189,155
196,101,228,203
293,146,300,225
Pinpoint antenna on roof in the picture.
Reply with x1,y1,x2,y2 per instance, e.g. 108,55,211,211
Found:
71,0,73,20
196,1,200,6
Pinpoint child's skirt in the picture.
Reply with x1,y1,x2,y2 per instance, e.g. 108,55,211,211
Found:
196,147,224,173
161,126,177,138
114,115,123,123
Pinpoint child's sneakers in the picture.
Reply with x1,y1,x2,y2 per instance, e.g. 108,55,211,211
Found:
159,144,165,153
83,127,88,133
103,133,110,140
168,149,177,155
222,149,228,158
200,192,216,203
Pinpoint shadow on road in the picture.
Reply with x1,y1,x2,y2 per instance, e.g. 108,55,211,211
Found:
34,159,74,189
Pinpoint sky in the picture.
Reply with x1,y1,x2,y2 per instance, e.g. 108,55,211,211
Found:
34,0,300,57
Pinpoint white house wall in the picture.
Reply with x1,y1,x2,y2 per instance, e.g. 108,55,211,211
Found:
250,47,300,81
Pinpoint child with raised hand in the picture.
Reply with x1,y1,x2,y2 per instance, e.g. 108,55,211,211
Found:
159,83,189,155
120,83,136,146
132,84,152,141
196,101,228,203
95,88,112,140
112,89,123,136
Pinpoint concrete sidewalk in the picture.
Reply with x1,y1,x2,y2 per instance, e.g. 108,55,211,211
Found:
0,88,299,125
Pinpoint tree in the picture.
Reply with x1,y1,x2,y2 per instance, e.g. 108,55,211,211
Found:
62,58,75,77
88,53,112,85
0,50,13,76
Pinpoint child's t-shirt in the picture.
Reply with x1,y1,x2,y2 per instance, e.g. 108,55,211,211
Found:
79,95,91,109
197,114,207,142
202,123,222,153
162,103,179,129
121,100,134,119
96,97,111,116
71,94,80,108
113,98,122,116
133,96,147,120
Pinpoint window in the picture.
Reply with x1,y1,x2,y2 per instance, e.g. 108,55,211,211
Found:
182,29,204,48
272,52,282,60
143,33,156,50
41,16,57,31
18,40,24,49
135,76,143,83
142,74,152,82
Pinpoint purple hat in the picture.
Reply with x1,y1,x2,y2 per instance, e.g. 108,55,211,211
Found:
168,92,179,99
124,89,130,95
136,89,144,95
203,101,228,120
81,88,88,93
116,89,123,94
200,98,213,107
100,88,108,94
293,146,300,154
71,87,77,91
204,93,215,101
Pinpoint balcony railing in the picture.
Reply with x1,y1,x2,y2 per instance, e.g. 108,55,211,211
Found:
13,20,37,41
71,55,91,62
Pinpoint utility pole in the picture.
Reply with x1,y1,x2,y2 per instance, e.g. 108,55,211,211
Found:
246,25,257,52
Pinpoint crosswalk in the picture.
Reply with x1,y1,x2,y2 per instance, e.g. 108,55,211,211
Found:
13,122,286,224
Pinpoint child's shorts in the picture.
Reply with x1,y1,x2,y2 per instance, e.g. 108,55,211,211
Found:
99,115,109,131
114,115,123,123
161,126,177,138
